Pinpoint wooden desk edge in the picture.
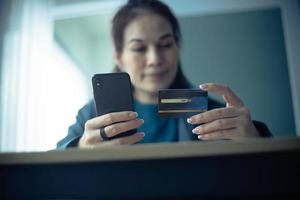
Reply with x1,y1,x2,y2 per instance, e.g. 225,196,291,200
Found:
0,137,299,165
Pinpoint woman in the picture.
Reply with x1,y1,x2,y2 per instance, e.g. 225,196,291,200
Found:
57,0,270,149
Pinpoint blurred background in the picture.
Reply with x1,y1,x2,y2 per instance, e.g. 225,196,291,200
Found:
0,0,299,152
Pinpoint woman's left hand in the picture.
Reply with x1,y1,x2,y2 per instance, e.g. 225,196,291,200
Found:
187,83,260,140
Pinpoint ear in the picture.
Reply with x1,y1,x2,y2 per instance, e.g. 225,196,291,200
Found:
114,51,124,71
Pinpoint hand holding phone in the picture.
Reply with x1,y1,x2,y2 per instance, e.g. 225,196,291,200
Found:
78,73,145,148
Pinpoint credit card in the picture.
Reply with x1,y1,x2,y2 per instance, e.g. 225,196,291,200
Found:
158,89,208,118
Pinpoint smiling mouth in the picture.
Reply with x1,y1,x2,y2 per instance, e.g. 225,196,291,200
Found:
143,71,167,79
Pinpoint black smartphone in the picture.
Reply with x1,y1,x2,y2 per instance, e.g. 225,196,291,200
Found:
92,72,137,140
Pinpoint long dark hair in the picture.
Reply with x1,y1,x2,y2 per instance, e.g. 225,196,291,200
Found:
112,0,192,89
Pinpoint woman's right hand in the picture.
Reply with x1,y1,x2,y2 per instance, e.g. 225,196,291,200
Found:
78,111,144,149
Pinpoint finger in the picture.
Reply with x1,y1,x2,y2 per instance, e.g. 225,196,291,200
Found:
104,118,144,138
85,111,138,130
198,128,239,140
188,107,240,124
84,132,145,149
107,132,145,146
79,130,102,147
83,118,143,144
200,83,243,107
192,117,239,135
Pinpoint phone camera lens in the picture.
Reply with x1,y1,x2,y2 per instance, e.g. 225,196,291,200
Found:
96,81,102,89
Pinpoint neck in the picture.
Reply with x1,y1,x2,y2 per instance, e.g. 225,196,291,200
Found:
134,89,158,104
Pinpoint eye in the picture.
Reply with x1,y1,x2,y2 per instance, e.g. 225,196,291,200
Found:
132,47,146,53
158,41,173,49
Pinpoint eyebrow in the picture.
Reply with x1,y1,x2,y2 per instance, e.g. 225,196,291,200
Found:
128,33,174,44
159,33,173,40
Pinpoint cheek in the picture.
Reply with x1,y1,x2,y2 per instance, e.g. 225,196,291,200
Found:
165,50,179,71
166,50,179,84
121,54,144,78
122,53,141,70
166,52,179,79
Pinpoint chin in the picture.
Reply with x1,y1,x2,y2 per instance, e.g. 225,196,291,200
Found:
145,82,171,92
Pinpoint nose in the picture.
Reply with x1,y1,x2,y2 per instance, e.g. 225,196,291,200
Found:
146,47,161,67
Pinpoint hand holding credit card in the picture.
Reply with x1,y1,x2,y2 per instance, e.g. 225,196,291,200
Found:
158,89,208,118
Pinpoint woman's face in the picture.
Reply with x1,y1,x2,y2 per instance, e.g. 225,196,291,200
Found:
115,13,179,96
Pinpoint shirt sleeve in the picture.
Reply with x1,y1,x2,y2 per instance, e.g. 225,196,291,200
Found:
56,100,96,149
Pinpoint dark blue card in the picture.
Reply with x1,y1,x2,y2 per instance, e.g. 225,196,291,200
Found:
158,89,208,118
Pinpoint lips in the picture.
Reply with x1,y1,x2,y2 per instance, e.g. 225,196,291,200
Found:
143,71,167,78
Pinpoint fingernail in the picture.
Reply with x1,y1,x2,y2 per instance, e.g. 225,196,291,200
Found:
140,119,144,124
187,118,194,124
130,112,138,118
192,128,198,134
198,135,203,139
200,84,207,89
139,132,145,137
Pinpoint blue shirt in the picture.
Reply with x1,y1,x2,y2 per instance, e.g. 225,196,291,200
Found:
134,100,178,143
56,98,270,149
